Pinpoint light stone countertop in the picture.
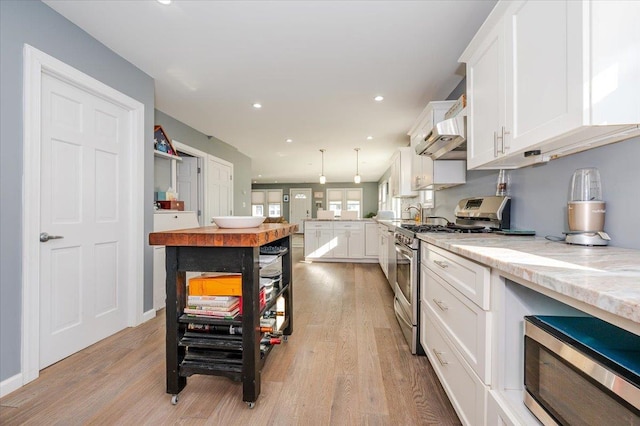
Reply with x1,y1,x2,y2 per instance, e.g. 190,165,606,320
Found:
304,218,376,222
416,233,640,331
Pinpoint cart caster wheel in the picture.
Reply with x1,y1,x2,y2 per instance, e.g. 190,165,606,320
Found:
283,335,288,342
247,401,255,409
171,395,179,405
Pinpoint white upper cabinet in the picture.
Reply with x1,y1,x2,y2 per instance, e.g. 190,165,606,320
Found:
460,0,640,170
390,147,417,198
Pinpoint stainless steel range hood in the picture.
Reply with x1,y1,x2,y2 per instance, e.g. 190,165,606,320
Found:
415,115,466,160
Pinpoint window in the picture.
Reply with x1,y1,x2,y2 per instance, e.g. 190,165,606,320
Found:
251,190,283,217
327,188,362,218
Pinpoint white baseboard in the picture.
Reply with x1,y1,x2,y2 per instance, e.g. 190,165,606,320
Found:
141,308,156,323
0,373,23,398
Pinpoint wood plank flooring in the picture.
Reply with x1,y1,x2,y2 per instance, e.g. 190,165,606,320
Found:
0,248,461,425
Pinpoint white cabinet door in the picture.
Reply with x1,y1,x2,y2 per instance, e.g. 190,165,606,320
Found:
304,223,334,259
410,131,424,191
391,148,417,198
348,226,365,259
505,0,583,153
465,17,505,170
332,229,349,258
378,224,389,277
365,222,379,257
421,309,487,426
333,222,365,258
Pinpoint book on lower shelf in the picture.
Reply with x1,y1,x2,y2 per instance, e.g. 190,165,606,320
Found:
184,306,240,319
187,295,239,308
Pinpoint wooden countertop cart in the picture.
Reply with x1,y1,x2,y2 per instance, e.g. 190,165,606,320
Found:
149,223,298,407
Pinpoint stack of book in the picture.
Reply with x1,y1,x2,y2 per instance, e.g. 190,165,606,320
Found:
184,295,240,319
187,272,243,319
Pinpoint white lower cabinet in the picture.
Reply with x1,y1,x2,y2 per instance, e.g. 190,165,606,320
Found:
304,221,377,262
364,222,379,258
421,309,487,426
304,222,334,259
333,222,365,259
420,242,492,425
422,267,491,383
486,391,521,426
378,224,389,277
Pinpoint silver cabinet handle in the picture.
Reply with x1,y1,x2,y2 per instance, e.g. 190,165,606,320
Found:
433,349,449,366
432,298,449,311
433,260,449,269
40,232,64,242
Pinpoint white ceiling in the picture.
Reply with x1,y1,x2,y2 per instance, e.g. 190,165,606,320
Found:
43,0,496,184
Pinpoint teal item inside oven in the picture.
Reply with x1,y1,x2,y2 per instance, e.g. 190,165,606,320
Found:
533,315,640,377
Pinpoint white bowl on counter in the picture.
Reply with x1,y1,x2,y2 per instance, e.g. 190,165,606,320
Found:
211,216,266,228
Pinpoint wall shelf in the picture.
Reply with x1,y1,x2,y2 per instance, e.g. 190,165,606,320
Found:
154,149,182,161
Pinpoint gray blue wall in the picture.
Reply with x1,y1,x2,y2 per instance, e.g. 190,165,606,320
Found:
0,0,156,383
155,110,252,216
431,137,640,250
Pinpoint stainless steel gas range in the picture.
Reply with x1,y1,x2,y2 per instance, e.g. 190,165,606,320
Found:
392,196,511,355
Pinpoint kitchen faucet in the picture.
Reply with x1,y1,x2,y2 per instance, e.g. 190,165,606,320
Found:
405,203,422,221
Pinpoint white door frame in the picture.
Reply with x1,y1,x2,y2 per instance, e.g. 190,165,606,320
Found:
173,140,206,226
21,45,145,385
172,141,234,225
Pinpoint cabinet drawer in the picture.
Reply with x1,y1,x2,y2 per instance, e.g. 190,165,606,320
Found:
421,267,490,384
154,211,199,232
305,221,333,230
333,221,364,230
421,307,487,426
421,244,490,309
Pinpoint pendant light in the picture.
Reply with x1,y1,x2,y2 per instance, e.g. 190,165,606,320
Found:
353,148,361,184
319,149,326,184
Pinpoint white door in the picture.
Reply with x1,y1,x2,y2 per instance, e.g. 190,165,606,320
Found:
206,157,232,220
39,72,131,369
177,155,200,222
289,188,311,233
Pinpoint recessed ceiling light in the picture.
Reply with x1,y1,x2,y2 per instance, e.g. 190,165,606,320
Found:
374,95,384,102
366,136,373,140
252,103,262,109
157,0,171,5
285,138,293,143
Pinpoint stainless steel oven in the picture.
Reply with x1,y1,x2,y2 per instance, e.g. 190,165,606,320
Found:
393,227,423,355
524,316,640,425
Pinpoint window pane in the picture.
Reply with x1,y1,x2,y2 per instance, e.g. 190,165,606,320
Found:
347,201,360,217
268,203,281,217
252,205,264,216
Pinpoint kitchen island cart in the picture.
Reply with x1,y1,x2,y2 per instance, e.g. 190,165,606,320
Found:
149,223,297,407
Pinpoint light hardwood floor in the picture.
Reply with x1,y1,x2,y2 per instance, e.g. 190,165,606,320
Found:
0,248,460,425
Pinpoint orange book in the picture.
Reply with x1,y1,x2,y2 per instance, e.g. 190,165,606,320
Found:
188,273,242,296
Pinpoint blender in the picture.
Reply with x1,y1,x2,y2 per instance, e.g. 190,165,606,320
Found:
564,168,610,246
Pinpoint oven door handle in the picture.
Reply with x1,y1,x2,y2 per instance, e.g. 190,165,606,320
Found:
394,243,413,260
394,297,413,329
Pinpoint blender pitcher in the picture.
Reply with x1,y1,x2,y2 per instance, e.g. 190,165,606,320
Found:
566,168,609,245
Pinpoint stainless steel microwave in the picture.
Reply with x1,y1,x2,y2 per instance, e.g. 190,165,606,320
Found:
524,316,640,425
